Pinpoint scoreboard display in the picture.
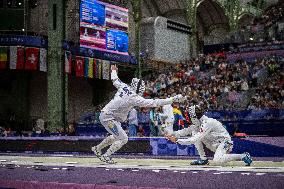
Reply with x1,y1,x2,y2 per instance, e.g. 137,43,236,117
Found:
80,0,129,55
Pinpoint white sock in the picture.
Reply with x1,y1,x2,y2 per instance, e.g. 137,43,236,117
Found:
104,139,128,156
221,154,245,163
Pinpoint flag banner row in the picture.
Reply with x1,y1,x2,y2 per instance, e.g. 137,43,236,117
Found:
0,46,112,80
0,46,46,72
65,51,111,80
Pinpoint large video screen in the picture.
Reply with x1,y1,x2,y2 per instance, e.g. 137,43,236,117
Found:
80,0,129,55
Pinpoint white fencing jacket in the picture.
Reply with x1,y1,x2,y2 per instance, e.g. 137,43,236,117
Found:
102,70,174,122
177,115,231,152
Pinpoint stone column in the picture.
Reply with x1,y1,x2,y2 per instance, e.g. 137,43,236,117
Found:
186,0,198,57
225,0,241,31
131,0,142,78
47,0,67,132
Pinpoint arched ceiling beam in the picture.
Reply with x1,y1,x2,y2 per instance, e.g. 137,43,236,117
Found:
238,12,254,20
196,0,206,7
197,2,215,30
238,11,254,20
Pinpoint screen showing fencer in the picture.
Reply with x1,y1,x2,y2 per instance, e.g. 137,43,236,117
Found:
80,0,129,55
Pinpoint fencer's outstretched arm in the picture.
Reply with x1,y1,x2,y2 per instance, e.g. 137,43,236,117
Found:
173,127,193,138
176,124,212,145
134,94,183,108
111,65,127,89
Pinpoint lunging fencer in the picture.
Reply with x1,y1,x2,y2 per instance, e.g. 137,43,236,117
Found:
92,64,184,164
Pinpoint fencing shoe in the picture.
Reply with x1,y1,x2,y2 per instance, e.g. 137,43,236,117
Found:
91,146,104,162
190,159,209,165
242,152,252,166
102,155,116,164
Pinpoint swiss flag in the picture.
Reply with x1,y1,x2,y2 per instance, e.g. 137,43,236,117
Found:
75,56,84,77
25,47,39,70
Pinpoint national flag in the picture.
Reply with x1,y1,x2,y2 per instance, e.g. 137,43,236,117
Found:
9,46,17,69
98,59,102,79
102,60,106,79
94,59,98,78
0,46,8,69
102,60,110,80
65,51,72,74
25,47,39,70
173,108,183,116
88,58,94,78
84,57,93,78
75,56,84,77
94,59,102,79
84,57,89,77
39,48,47,72
173,107,185,127
16,46,25,69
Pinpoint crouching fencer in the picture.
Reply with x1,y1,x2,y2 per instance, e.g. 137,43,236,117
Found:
167,104,253,166
165,105,204,162
91,65,184,164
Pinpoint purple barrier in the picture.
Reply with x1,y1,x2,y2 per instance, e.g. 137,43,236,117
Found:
226,49,284,63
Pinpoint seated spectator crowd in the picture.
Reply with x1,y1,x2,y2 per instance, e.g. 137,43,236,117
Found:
1,54,283,138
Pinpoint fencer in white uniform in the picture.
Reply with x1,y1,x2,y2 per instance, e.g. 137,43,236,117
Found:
169,104,252,166
165,105,206,160
91,65,184,164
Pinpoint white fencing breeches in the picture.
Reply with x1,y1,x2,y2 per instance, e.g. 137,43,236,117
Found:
97,112,128,156
212,140,245,165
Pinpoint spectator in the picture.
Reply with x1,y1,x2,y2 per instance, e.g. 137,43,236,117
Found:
67,123,76,136
137,125,145,137
3,126,12,137
149,107,161,137
241,80,249,91
127,108,138,137
138,108,150,136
